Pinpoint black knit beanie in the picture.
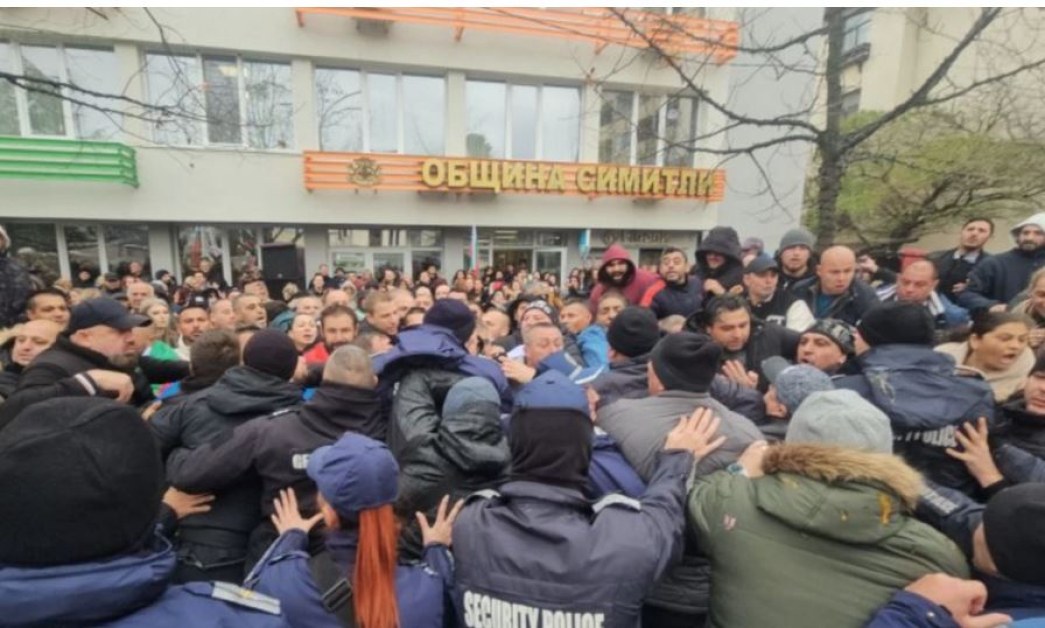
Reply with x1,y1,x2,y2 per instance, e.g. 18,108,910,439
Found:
423,299,477,345
984,484,1045,586
650,332,722,393
607,306,661,358
857,301,935,347
0,398,164,566
243,328,299,381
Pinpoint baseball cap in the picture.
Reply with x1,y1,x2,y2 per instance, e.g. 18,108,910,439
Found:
744,254,779,274
307,433,399,516
103,272,120,282
67,297,150,333
181,294,210,313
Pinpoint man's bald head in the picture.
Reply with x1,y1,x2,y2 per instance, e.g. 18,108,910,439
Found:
817,246,857,296
897,260,939,303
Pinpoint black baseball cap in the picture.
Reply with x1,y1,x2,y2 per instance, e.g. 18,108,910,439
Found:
744,254,779,274
67,298,150,333
181,294,210,313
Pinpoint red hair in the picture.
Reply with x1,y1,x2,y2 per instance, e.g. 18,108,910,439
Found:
353,504,399,628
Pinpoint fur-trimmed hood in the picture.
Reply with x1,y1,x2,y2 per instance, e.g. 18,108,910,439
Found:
755,444,925,544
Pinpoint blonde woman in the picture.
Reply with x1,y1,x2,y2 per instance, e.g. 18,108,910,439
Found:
1013,267,1045,348
138,298,180,361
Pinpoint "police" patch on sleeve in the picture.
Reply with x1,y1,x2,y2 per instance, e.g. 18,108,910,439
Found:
211,582,282,615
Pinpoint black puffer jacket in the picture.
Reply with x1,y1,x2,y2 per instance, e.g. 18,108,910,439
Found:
392,370,509,559
694,226,744,295
149,366,302,578
996,399,1045,460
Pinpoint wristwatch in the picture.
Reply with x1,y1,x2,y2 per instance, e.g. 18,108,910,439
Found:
726,462,748,477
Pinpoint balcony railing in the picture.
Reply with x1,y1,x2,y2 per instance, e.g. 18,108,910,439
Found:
295,7,739,63
0,136,138,187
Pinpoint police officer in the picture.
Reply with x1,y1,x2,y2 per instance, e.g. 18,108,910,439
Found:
0,397,288,627
245,432,455,628
452,370,726,628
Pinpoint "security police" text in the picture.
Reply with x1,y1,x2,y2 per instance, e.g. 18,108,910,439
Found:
462,591,606,628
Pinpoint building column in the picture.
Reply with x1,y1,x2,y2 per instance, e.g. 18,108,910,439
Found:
302,225,328,278
147,224,176,280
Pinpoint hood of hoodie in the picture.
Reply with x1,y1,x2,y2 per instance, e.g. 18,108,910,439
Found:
597,243,637,287
300,382,384,441
0,535,173,625
697,226,742,263
205,365,302,417
1011,212,1045,243
437,382,510,475
755,443,924,544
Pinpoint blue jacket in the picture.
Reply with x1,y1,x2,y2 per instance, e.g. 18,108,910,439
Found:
246,528,451,628
865,590,964,627
452,450,693,628
835,344,995,495
589,431,647,499
0,535,288,627
374,325,512,410
918,483,1045,619
576,324,610,369
536,350,607,385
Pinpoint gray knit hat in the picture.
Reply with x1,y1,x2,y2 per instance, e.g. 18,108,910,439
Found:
778,228,816,253
786,390,893,453
762,357,834,411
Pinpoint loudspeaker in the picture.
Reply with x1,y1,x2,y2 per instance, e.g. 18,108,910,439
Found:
261,243,302,282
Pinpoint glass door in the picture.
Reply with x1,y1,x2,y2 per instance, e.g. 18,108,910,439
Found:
534,248,565,288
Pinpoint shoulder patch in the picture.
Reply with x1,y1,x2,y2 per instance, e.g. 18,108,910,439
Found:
211,582,282,615
592,493,642,515
266,407,297,420
466,488,501,503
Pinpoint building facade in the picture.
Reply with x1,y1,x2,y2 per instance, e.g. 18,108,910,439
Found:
0,7,773,286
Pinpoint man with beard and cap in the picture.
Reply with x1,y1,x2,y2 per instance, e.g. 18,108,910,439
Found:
834,301,995,496
797,318,857,375
693,226,745,299
452,370,727,628
0,297,152,429
164,345,383,571
301,304,358,365
588,243,659,308
175,295,212,360
149,329,303,584
959,212,1045,315
0,398,289,627
597,332,763,627
775,227,818,292
640,247,704,319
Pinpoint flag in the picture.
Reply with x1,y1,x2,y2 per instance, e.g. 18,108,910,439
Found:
579,228,591,259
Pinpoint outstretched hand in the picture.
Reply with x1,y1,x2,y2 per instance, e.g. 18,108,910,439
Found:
163,487,215,520
946,417,1003,488
271,488,323,535
664,407,726,460
417,495,465,548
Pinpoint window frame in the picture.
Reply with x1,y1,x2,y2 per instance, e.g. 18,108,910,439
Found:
465,79,582,161
841,10,872,55
145,51,295,151
314,66,447,155
1,41,120,140
598,89,700,167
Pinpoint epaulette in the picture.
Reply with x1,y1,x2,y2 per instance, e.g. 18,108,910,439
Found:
210,582,282,615
591,493,642,515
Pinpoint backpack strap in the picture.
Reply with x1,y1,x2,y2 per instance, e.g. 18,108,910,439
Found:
307,551,355,627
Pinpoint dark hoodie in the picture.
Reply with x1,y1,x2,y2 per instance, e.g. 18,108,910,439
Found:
694,226,744,296
589,243,660,307
148,365,302,580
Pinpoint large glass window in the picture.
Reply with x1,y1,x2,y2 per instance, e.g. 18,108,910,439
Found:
147,53,294,149
327,229,444,248
64,225,101,276
843,11,872,54
0,43,121,139
104,224,150,275
176,225,225,279
316,68,445,155
599,90,699,167
466,80,580,160
4,222,60,282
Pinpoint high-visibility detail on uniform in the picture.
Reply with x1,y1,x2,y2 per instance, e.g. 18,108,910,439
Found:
461,591,605,628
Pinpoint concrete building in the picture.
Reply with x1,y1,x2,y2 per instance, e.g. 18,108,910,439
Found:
0,7,815,286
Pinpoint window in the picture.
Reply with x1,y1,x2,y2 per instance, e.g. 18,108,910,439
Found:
466,80,580,161
3,222,60,282
327,229,444,248
146,53,293,149
64,225,101,275
599,90,700,166
104,224,150,275
840,89,861,118
842,11,871,54
0,42,121,139
316,68,445,155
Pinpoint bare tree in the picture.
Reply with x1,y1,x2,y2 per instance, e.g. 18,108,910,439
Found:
602,7,1045,248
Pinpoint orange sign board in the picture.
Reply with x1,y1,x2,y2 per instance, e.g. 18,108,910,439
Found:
304,152,726,202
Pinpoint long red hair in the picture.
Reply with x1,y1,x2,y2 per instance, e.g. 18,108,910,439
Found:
353,504,400,628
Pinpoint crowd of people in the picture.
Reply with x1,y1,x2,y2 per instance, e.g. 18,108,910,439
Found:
2,214,1045,627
